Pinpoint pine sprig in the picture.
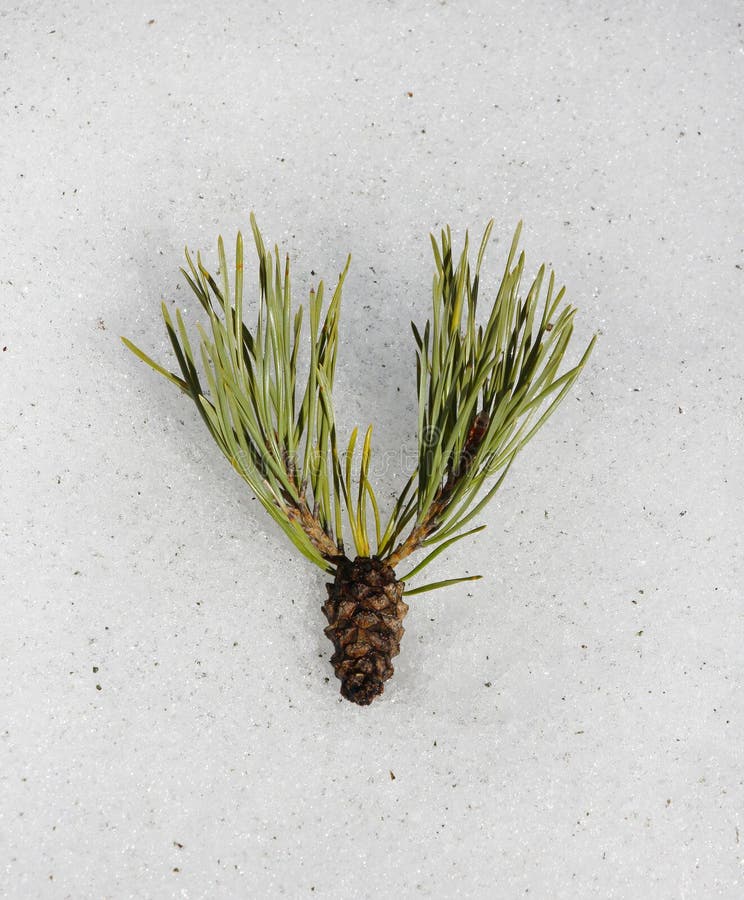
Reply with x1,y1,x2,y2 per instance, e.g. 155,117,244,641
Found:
383,221,596,576
123,216,594,593
124,214,354,574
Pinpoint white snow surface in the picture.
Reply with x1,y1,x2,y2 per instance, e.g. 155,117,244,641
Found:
1,1,742,898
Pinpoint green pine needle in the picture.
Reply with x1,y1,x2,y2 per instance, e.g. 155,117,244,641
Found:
403,574,483,596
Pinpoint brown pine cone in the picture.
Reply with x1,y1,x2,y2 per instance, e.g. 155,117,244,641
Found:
322,556,408,705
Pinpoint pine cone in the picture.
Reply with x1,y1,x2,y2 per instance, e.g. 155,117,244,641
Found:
322,556,408,705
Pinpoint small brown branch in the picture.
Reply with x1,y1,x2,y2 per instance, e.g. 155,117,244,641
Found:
384,490,447,569
384,411,490,569
287,498,343,561
278,449,343,561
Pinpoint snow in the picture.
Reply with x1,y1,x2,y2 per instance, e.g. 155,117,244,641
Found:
2,0,742,897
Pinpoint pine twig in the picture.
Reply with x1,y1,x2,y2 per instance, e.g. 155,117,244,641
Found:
122,215,595,705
